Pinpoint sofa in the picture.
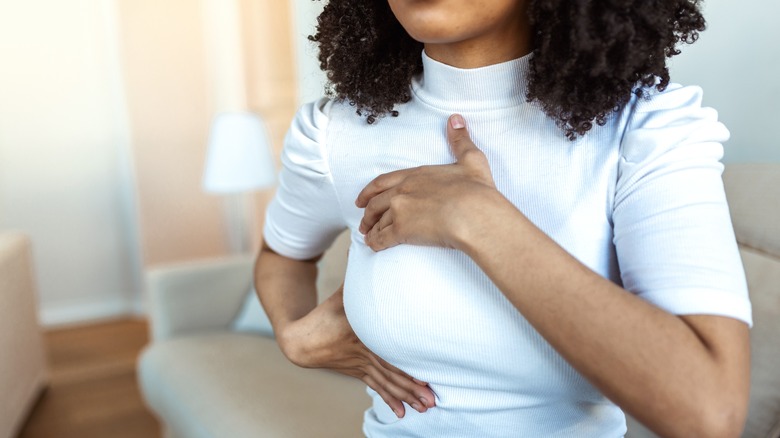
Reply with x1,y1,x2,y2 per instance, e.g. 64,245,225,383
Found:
137,164,780,438
0,232,49,438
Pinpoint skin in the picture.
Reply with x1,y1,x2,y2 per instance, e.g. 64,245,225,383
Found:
386,0,531,67
256,0,751,435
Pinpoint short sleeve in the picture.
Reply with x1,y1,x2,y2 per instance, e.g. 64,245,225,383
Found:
262,98,347,260
614,84,752,326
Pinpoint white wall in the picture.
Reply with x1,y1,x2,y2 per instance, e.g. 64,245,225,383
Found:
0,0,142,325
669,0,780,163
292,2,779,163
291,0,326,105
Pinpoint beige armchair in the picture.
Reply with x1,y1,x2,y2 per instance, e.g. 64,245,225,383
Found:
0,232,48,438
137,233,370,438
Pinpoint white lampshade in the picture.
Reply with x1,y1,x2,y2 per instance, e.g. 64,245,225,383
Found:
202,112,276,193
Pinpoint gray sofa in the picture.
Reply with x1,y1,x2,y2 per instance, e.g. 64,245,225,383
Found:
138,164,780,438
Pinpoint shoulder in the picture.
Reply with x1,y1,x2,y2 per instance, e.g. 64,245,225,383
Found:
282,97,338,175
619,83,730,165
634,83,707,113
290,97,335,141
289,97,361,142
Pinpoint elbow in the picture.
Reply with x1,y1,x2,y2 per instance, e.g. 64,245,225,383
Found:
697,364,750,438
278,341,305,368
276,324,299,363
645,387,749,438
698,401,747,438
674,395,748,438
276,323,315,369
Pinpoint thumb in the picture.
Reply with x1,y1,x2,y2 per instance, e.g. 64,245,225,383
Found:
447,114,478,162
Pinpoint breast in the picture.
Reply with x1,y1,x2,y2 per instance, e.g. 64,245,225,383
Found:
342,233,600,405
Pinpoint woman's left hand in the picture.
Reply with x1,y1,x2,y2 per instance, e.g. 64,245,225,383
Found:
356,114,507,251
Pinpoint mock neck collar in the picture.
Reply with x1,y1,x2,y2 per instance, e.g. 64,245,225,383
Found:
411,49,530,112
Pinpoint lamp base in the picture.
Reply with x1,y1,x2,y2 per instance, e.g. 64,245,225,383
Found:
221,193,254,254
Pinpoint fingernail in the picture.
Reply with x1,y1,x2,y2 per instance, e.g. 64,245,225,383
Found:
412,402,421,412
394,408,403,418
450,114,465,129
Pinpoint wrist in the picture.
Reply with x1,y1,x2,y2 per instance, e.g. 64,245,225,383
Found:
453,188,525,256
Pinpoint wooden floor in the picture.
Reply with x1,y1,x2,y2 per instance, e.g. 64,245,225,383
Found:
18,318,161,438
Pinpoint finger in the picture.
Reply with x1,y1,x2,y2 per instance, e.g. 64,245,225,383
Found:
376,211,393,232
375,357,436,408
447,114,483,165
359,189,394,234
362,374,406,418
366,356,431,413
363,364,423,415
355,168,410,208
365,224,401,252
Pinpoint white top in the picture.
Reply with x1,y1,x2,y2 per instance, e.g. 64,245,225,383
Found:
263,51,752,437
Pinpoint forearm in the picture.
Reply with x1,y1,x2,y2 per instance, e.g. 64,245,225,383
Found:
458,192,749,438
255,242,436,413
253,243,319,334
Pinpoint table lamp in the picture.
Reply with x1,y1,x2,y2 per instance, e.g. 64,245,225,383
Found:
202,112,276,253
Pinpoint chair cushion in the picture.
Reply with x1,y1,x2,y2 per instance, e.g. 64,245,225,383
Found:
231,287,274,336
766,417,780,438
138,332,369,438
741,247,780,438
723,164,780,258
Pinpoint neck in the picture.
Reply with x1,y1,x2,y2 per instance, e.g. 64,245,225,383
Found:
423,9,531,69
424,44,530,69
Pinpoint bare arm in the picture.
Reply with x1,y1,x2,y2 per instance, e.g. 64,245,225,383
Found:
254,242,320,335
253,242,436,417
459,191,750,438
357,114,751,437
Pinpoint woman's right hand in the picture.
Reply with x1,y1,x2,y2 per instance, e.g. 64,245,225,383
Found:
277,285,436,418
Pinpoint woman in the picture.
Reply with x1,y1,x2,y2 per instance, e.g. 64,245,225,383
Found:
254,0,752,436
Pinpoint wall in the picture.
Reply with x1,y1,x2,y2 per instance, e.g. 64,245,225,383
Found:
116,0,229,266
669,0,780,163
0,0,142,324
241,0,298,243
291,0,326,105
0,0,298,326
116,0,297,265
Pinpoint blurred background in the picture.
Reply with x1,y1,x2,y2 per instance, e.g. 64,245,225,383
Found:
0,0,777,437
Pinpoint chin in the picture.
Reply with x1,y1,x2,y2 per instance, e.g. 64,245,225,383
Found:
395,16,483,45
389,0,474,42
403,27,466,44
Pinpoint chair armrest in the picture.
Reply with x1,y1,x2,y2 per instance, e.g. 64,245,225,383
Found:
145,255,254,341
0,232,48,438
723,164,780,257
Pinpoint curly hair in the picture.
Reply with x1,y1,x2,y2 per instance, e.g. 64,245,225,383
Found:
309,0,705,139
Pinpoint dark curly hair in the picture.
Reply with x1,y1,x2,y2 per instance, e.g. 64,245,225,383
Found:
309,0,705,140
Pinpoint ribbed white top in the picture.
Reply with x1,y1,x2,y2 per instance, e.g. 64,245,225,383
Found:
263,50,751,437
414,52,529,111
